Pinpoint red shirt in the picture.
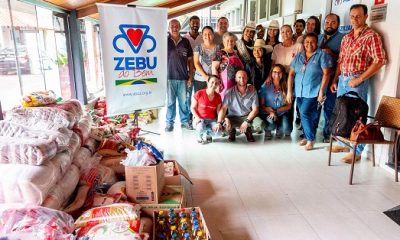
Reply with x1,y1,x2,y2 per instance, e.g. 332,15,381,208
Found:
338,26,387,74
194,89,222,119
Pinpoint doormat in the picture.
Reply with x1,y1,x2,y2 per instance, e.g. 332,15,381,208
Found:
383,205,400,226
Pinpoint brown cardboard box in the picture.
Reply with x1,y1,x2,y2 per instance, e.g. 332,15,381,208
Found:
140,185,186,216
125,160,165,204
164,160,192,185
153,207,211,239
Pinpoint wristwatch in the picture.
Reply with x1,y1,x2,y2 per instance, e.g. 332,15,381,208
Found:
245,119,252,124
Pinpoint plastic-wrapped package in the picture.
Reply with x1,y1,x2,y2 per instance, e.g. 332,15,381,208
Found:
42,164,80,210
46,99,83,122
135,141,163,161
78,221,149,240
97,164,117,184
73,113,92,145
6,106,77,130
0,204,75,239
100,155,126,176
83,137,99,155
107,181,127,200
21,90,57,107
121,148,156,167
74,203,140,236
0,152,69,205
69,132,81,157
92,193,122,207
0,135,58,165
73,147,102,171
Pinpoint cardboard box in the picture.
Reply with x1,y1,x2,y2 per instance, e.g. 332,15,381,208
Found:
140,185,186,216
125,160,165,204
164,160,192,185
153,207,211,239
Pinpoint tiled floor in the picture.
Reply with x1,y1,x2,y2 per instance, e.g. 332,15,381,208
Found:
142,111,400,240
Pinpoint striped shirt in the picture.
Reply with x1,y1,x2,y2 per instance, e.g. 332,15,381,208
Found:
338,26,386,74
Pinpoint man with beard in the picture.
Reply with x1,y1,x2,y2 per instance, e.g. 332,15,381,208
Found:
184,15,202,127
293,19,305,42
318,13,344,143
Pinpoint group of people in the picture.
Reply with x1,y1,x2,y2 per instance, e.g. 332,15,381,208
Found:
166,4,386,162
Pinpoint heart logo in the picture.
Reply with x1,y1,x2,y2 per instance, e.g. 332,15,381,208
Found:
127,28,143,47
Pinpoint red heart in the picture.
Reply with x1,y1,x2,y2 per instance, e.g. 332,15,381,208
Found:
127,28,143,47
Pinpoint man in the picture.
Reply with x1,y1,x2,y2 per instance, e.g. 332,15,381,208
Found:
293,19,305,42
256,24,265,39
318,13,345,143
166,19,194,132
214,17,229,46
184,15,202,127
330,4,387,163
215,70,264,142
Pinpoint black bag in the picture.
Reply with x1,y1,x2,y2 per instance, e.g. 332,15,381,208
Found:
329,91,369,137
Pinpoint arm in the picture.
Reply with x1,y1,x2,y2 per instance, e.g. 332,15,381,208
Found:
190,98,202,124
286,68,295,104
212,103,222,132
194,52,209,81
211,60,220,75
348,62,385,88
240,106,259,133
330,64,341,93
215,104,228,132
187,57,194,87
318,67,331,102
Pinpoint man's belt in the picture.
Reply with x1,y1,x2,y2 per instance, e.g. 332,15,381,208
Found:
342,71,363,77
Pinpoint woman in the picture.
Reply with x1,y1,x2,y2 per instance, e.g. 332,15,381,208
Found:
245,39,273,92
306,16,321,35
236,21,256,65
259,64,292,139
271,24,303,72
212,32,244,99
265,20,280,47
286,33,333,150
191,75,222,144
193,26,219,92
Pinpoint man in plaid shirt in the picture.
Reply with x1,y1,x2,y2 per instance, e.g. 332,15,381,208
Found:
329,4,387,163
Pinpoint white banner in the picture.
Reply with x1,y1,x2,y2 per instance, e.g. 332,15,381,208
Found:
98,4,167,116
331,0,361,33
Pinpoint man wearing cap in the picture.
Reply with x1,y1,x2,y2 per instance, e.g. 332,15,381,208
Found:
329,4,387,163
318,13,344,143
245,39,273,91
215,70,264,142
236,21,256,65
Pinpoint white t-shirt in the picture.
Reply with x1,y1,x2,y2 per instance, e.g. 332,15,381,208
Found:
184,32,203,49
271,42,303,72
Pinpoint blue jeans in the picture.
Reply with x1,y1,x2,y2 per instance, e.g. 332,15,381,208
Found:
323,89,336,139
195,119,219,138
337,74,369,155
187,83,193,120
166,80,189,126
264,112,292,134
297,97,321,141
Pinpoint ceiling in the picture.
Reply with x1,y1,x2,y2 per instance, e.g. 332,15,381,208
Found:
42,0,226,19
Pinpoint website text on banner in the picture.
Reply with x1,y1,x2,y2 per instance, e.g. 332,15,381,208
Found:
97,4,167,116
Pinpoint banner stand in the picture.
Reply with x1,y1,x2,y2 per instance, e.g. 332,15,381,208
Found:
133,109,160,136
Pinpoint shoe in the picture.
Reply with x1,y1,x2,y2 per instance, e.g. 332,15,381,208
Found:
275,131,283,138
228,129,236,142
165,125,174,132
298,139,307,146
299,133,305,138
327,145,350,153
181,123,194,130
341,153,361,164
206,136,212,143
295,118,301,126
305,141,315,151
264,130,272,140
245,128,255,142
197,138,206,144
323,138,331,143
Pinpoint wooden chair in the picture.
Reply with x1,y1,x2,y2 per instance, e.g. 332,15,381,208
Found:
328,95,400,185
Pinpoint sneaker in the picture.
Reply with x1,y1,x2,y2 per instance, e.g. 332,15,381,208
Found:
206,136,212,143
181,123,194,130
341,153,361,164
323,138,331,143
165,125,174,132
275,131,283,138
245,128,255,142
327,144,350,153
228,129,236,142
264,130,272,140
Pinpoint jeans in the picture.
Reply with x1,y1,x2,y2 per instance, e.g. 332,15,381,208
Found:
187,83,193,122
226,116,265,133
323,89,336,139
166,79,189,126
195,119,219,138
337,74,369,155
297,97,321,141
262,112,292,134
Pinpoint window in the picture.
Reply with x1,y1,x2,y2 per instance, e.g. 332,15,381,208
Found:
259,0,267,20
249,1,256,21
269,0,281,18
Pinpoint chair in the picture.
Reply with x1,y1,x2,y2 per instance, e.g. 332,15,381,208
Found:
328,95,400,185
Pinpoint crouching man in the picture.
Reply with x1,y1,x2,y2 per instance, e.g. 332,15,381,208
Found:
215,70,264,142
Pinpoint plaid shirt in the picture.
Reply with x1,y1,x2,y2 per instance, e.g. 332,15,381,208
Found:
338,26,387,74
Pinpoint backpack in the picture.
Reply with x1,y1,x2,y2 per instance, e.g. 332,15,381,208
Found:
329,91,369,137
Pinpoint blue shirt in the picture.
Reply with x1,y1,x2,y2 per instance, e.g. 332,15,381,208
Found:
290,49,333,98
259,84,287,116
318,31,344,70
